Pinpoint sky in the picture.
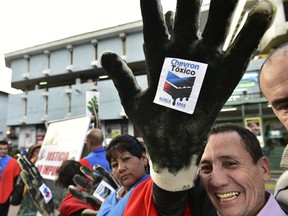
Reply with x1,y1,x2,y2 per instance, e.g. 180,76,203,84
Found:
0,0,210,93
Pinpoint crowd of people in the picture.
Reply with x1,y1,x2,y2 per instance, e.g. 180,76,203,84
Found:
12,124,288,216
1,0,288,215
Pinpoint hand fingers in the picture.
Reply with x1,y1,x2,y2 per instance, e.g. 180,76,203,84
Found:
20,171,33,189
81,209,99,216
73,174,96,193
100,52,141,107
80,166,103,184
225,0,275,68
17,154,31,172
140,0,168,49
17,154,42,181
93,165,119,189
165,11,174,36
173,0,199,43
202,0,238,47
68,185,101,207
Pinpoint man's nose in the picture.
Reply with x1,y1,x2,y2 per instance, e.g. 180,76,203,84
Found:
209,169,230,188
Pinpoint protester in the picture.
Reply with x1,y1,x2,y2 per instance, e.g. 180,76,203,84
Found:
7,141,20,158
80,128,111,173
246,120,261,136
13,0,276,214
0,140,21,216
97,134,156,216
199,123,287,215
259,42,288,212
101,0,274,215
55,160,99,216
27,143,41,163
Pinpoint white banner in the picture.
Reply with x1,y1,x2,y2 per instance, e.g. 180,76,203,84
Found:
35,116,91,180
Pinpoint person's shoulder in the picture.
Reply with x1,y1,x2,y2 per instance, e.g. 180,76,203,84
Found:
9,156,18,164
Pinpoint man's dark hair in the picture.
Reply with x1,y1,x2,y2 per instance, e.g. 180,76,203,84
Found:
210,123,263,164
0,140,8,145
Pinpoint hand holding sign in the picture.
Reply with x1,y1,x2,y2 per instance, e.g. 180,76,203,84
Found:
69,165,119,207
17,154,55,216
100,0,275,191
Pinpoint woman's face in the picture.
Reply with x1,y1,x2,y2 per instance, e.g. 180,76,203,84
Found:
110,151,147,191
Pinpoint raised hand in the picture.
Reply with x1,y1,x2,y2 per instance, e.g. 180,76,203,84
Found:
100,0,275,191
69,165,119,207
17,154,55,216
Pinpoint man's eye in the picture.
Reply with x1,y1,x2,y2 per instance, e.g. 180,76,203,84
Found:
200,165,212,174
274,102,288,111
224,162,237,168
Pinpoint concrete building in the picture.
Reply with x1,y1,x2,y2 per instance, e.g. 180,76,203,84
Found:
0,91,9,141
3,0,288,153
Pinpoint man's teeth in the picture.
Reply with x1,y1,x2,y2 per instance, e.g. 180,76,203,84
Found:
217,192,239,201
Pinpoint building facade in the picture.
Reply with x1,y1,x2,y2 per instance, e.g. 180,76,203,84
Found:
0,91,9,141
4,0,288,154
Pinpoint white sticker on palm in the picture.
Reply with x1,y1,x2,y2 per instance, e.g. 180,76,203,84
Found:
153,57,208,114
93,180,116,202
39,183,53,203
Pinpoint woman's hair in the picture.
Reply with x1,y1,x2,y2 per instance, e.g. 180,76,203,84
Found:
55,160,84,188
106,134,146,164
27,143,41,160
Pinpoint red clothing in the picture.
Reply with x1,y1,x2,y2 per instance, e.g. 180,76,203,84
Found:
59,192,98,216
0,156,21,204
79,158,92,170
124,177,191,216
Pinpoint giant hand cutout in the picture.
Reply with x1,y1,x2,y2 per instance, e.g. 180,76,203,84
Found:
69,165,119,208
100,0,275,191
17,154,55,216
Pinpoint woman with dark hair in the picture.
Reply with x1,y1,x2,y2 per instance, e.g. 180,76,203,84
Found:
56,160,98,216
97,134,152,216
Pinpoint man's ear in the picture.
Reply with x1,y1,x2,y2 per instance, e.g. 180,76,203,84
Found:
258,156,271,181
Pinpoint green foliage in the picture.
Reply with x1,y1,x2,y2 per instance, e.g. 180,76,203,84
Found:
87,96,99,115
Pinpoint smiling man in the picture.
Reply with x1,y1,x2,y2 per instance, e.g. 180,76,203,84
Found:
259,42,288,213
199,123,286,216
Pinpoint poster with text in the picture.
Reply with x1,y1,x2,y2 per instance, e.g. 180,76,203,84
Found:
35,116,91,180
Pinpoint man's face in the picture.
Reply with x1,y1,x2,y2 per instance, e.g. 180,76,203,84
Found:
247,122,260,136
0,144,9,157
199,131,270,216
260,55,288,129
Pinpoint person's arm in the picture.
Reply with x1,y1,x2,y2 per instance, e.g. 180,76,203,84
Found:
69,165,119,207
100,0,275,214
100,0,275,193
17,154,55,216
153,183,188,216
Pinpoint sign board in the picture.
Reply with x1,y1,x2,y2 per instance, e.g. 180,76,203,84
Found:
35,116,91,180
